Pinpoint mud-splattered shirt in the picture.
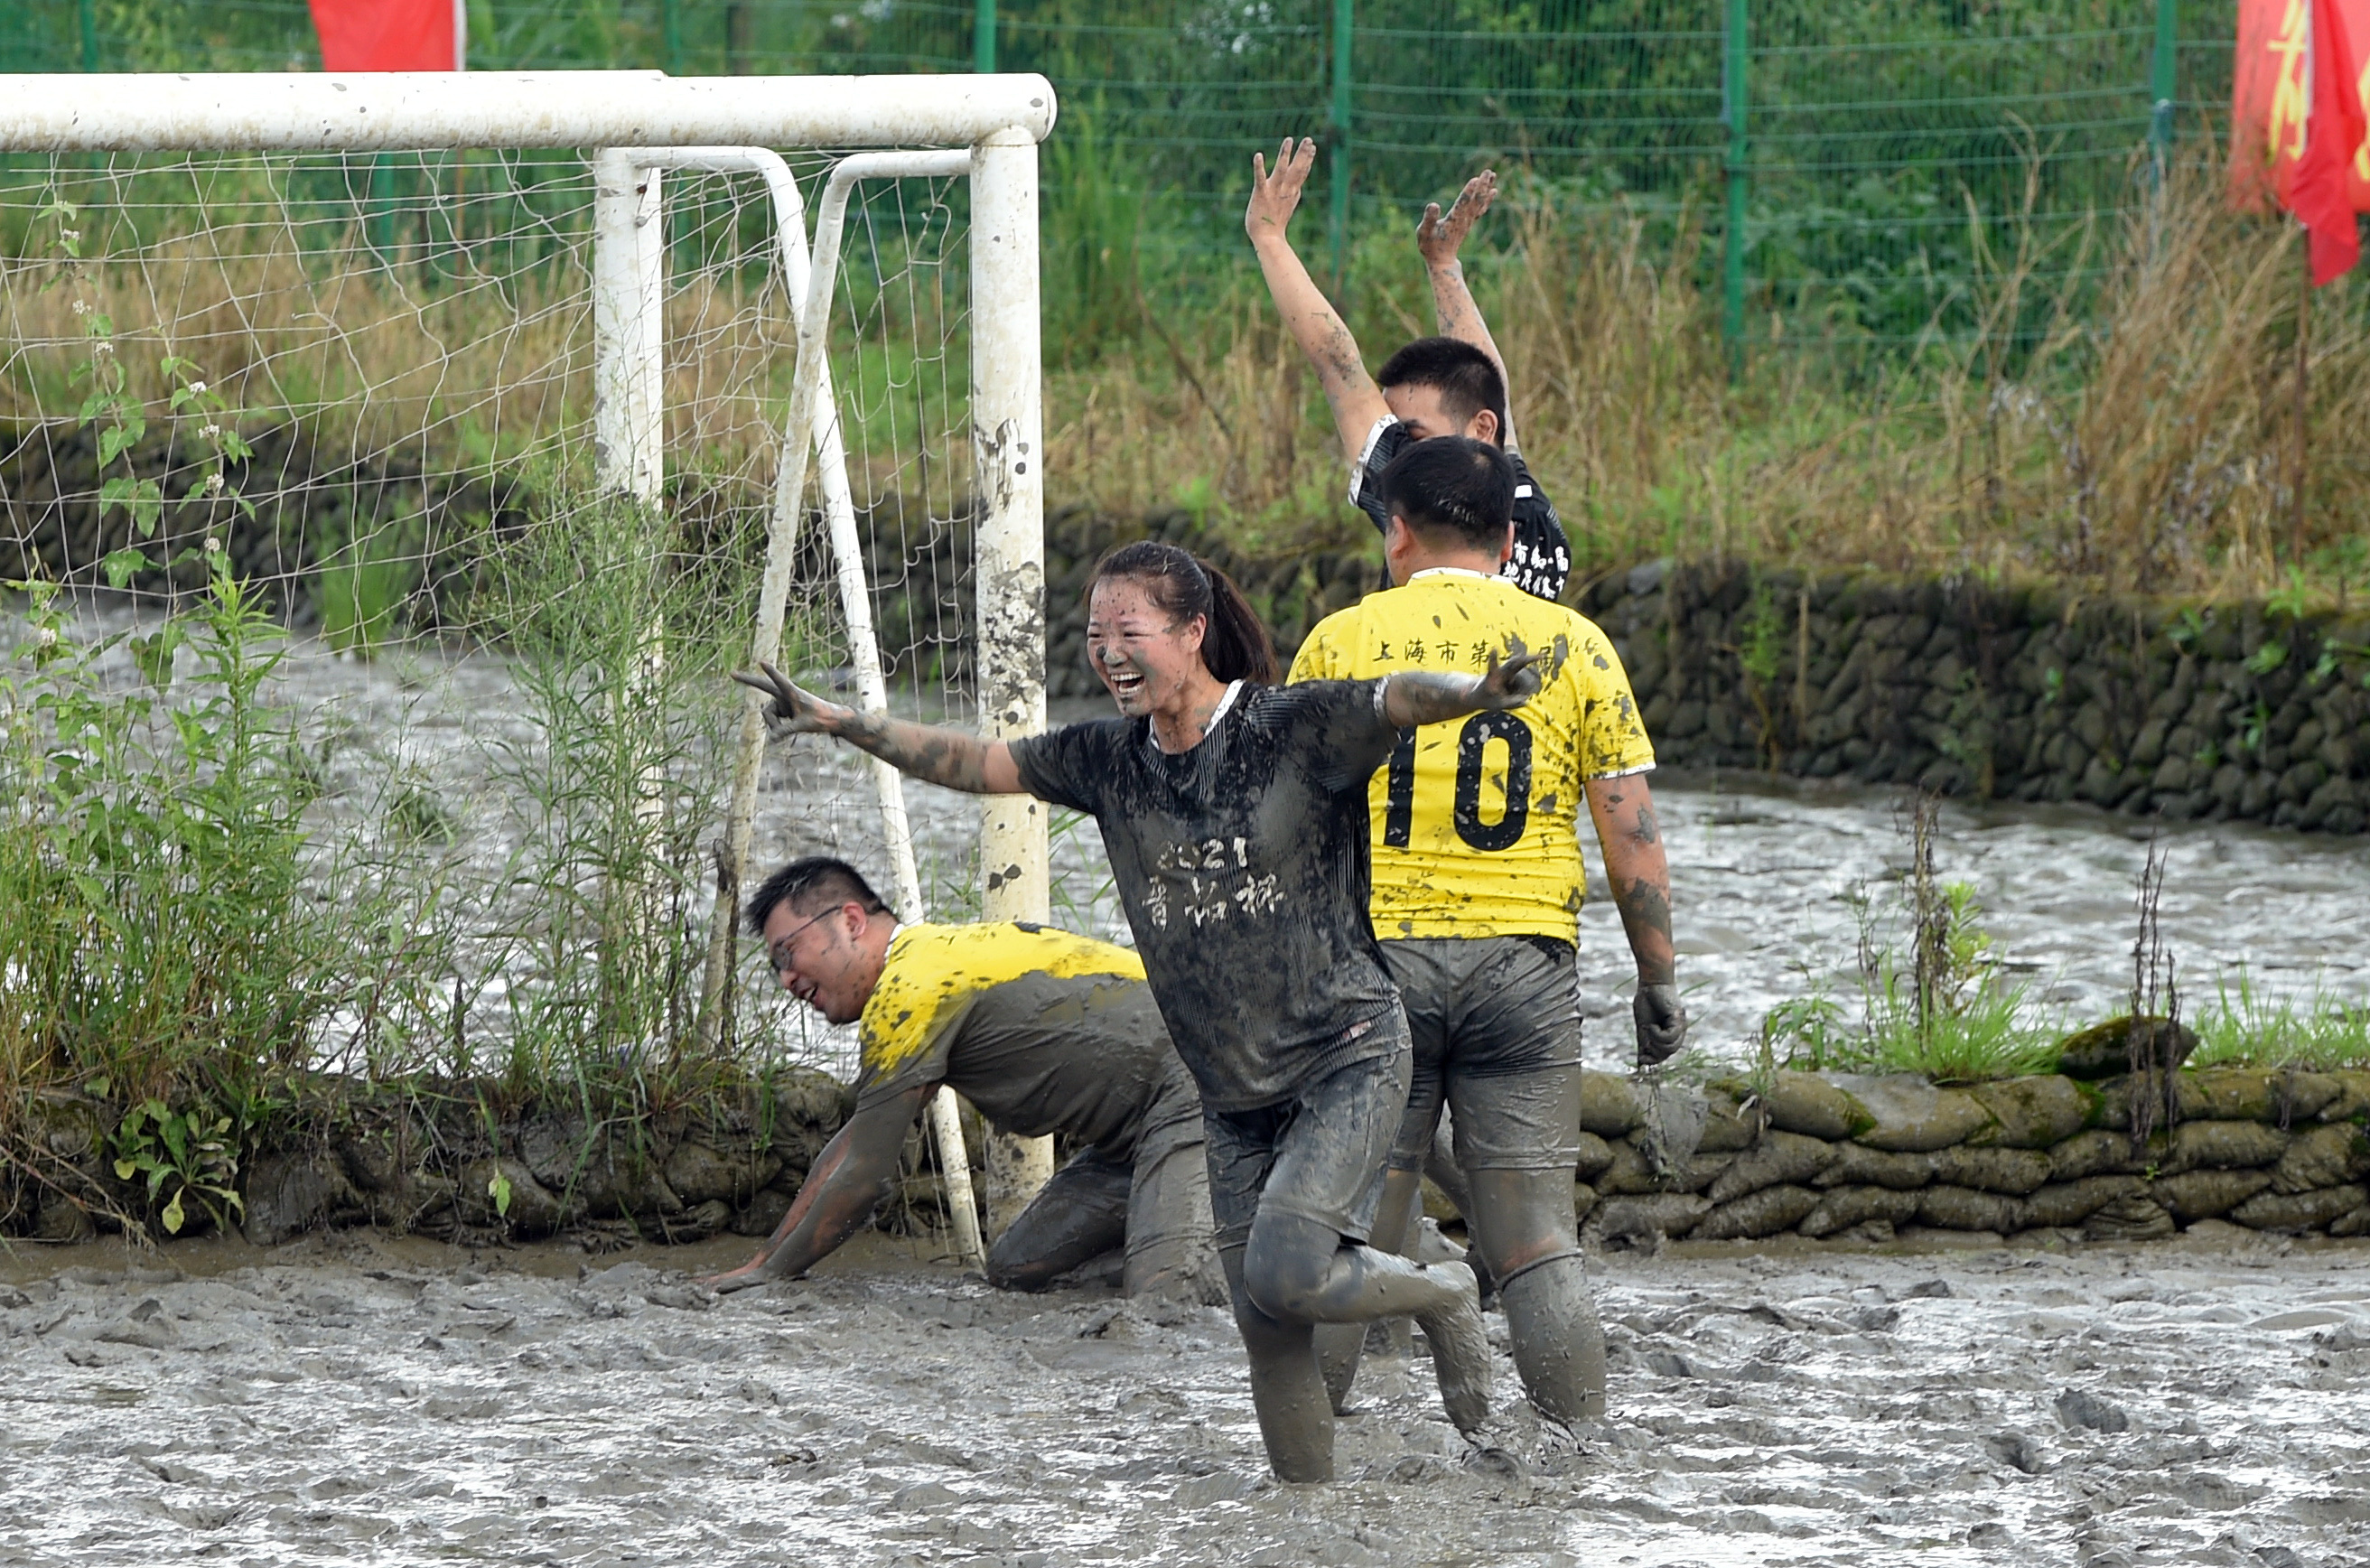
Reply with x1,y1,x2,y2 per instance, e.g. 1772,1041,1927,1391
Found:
1290,569,1655,940
1008,681,1404,1114
1352,417,1572,602
854,922,1186,1158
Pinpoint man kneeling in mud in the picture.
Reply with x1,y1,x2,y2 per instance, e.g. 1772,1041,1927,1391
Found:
703,856,1219,1302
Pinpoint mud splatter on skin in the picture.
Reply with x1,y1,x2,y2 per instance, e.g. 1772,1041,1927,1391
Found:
6,1230,2366,1565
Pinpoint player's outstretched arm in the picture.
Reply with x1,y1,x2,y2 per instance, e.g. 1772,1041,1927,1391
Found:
1246,136,1391,461
1416,171,1517,450
702,1086,927,1293
734,662,1023,794
1380,647,1544,727
1584,773,1687,1065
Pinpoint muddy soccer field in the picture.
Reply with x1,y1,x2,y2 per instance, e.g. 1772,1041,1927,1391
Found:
5,1227,2368,1568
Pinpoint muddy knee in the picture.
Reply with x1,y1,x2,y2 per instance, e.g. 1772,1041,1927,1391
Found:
1240,1213,1337,1321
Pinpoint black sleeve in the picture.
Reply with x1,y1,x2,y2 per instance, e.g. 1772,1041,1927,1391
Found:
1349,419,1414,537
1008,720,1123,815
1505,453,1572,602
1287,679,1399,796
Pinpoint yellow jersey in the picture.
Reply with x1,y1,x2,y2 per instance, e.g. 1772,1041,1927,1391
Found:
1287,569,1655,940
858,920,1146,1082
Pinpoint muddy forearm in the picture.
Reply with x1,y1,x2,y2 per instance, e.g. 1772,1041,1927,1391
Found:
1250,234,1387,456
1425,260,1516,447
758,1106,910,1280
1589,779,1675,987
830,709,999,794
1381,671,1493,729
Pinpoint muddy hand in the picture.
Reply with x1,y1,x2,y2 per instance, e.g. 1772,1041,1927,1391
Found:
1474,646,1545,709
1246,137,1318,242
1417,170,1498,266
1633,983,1689,1067
732,660,844,740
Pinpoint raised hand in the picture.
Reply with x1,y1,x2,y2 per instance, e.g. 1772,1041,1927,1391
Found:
1417,170,1498,268
731,660,847,740
1246,137,1319,245
1633,982,1690,1067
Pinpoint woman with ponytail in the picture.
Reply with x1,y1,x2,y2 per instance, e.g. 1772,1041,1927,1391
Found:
735,538,1544,1482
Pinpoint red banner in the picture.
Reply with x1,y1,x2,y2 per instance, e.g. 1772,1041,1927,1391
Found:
309,0,462,72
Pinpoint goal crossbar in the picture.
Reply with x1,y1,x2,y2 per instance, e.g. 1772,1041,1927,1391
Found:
0,70,1056,154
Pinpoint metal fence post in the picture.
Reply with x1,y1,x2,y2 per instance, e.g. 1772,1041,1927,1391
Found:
975,0,996,73
662,0,683,75
1722,0,1748,372
2150,0,2177,169
1328,0,1352,287
79,0,98,71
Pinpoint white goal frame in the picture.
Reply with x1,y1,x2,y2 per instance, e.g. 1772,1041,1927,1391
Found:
1,71,1057,1262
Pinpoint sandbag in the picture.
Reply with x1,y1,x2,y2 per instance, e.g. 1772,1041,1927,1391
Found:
1918,1184,2024,1233
1755,1072,1872,1141
663,1139,783,1208
2271,1123,2370,1194
1932,1145,2052,1196
457,1156,566,1237
2021,1175,2142,1228
1815,1143,1936,1190
1591,1192,1709,1243
1578,1072,1645,1137
2230,1184,2367,1233
2150,1169,2272,1223
1697,1089,1764,1153
1705,1130,1839,1206
1799,1183,1925,1239
1572,1130,1617,1182
1695,1184,1822,1241
2317,1071,2370,1125
1967,1076,2095,1149
2161,1120,2290,1174
1836,1075,1993,1153
2047,1129,2144,1182
2084,1194,2175,1242
2177,1069,2341,1125
2056,1016,2194,1080
1572,1181,1600,1224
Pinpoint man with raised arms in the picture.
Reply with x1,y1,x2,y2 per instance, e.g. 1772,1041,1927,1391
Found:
1248,143,1570,602
733,539,1544,1481
702,855,1218,1303
1290,435,1686,1427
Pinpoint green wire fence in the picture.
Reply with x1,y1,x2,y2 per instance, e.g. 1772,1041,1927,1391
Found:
2,0,2242,354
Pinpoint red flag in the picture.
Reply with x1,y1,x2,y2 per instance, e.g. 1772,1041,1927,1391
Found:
2231,0,2370,283
310,0,464,72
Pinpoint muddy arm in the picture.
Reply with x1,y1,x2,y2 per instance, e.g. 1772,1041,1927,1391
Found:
704,1084,928,1293
1585,772,1688,1063
732,663,1022,795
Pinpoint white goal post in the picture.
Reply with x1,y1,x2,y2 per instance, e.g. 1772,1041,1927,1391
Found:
0,71,1057,1260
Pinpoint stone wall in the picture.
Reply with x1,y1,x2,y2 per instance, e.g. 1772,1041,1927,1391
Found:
1568,1066,2370,1247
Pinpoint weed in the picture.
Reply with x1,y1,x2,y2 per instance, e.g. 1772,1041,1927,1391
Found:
2189,973,2370,1071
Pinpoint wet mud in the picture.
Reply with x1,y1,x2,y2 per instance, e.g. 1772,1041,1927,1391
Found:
6,1228,2367,1566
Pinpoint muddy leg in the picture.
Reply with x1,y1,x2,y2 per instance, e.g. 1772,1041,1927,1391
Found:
1221,1243,1333,1482
1466,1166,1602,1423
1314,1168,1421,1412
984,1156,1130,1291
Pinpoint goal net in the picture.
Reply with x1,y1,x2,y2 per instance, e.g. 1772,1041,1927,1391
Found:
0,76,1050,1122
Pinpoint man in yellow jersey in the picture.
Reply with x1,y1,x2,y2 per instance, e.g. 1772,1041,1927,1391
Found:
1288,436,1685,1425
701,857,1218,1302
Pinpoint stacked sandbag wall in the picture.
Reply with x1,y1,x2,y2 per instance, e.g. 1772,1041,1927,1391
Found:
1562,1068,2370,1247
1573,560,2370,835
5,1067,863,1250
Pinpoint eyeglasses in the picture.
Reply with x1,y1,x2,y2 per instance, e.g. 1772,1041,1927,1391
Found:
764,909,835,975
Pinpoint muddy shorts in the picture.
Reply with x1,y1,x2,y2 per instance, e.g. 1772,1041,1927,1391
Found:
986,1058,1220,1301
1201,1020,1413,1254
1381,936,1584,1174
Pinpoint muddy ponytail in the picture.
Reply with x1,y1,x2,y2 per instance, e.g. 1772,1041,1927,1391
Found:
1090,540,1278,686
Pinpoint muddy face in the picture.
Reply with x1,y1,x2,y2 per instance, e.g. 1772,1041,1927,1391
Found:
1086,577,1206,719
761,901,872,1025
1381,382,1496,444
